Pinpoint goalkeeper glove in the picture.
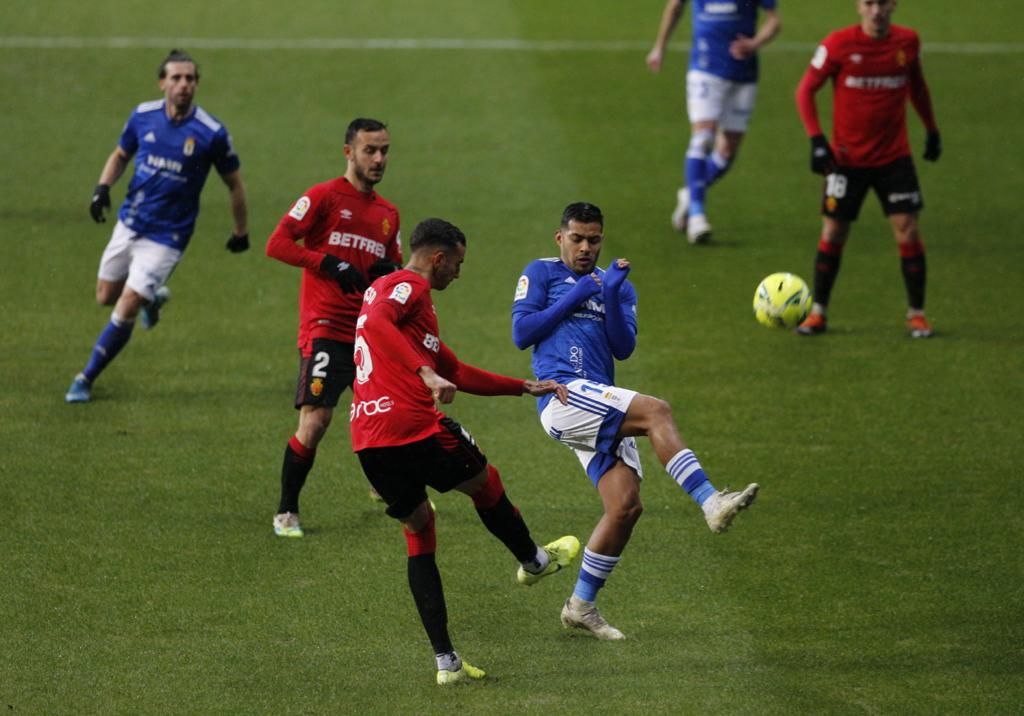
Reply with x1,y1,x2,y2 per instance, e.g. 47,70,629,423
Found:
320,254,369,294
90,184,111,223
810,135,836,175
923,131,942,162
225,232,250,253
368,258,403,281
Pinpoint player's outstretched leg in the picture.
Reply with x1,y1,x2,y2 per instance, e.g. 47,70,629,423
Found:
140,286,171,330
517,535,581,586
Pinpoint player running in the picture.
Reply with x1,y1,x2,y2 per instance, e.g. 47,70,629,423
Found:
265,118,402,538
65,49,249,403
646,0,781,244
350,217,579,685
513,202,758,640
794,0,941,337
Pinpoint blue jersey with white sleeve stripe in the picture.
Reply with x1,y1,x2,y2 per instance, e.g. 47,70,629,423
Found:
689,0,776,83
116,100,240,249
512,258,638,412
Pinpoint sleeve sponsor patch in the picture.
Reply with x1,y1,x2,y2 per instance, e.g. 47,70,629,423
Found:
811,44,828,70
389,282,413,304
288,196,311,220
514,275,529,301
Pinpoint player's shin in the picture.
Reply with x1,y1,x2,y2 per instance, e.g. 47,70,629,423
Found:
812,238,845,309
278,435,315,514
899,239,927,311
81,313,135,383
404,511,453,656
471,465,538,564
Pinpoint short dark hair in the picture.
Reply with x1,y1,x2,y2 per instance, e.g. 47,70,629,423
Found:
409,218,466,254
561,202,604,228
158,49,199,80
345,118,388,144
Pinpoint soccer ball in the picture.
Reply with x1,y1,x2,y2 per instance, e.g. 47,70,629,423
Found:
753,272,812,328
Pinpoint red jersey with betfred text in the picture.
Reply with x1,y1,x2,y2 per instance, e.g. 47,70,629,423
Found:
349,270,445,450
804,25,926,167
267,177,401,352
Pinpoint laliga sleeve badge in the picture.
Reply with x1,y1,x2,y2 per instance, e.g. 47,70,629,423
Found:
289,196,311,221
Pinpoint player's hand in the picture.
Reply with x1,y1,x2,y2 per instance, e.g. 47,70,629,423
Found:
368,258,403,281
923,131,942,162
225,232,250,253
319,254,369,294
567,273,602,304
419,366,457,405
810,135,836,175
90,184,111,223
603,258,631,292
523,379,568,405
645,47,664,73
729,34,757,60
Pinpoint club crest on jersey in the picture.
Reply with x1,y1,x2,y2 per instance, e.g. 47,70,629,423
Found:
381,217,391,237
896,49,906,66
389,282,412,304
183,137,195,157
310,377,324,396
514,275,529,301
289,196,311,220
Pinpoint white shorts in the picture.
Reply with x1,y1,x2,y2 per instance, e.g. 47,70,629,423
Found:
97,220,182,301
686,70,758,132
539,379,643,486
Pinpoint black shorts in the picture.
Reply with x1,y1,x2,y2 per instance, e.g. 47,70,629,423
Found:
821,156,924,222
357,417,488,519
294,338,355,409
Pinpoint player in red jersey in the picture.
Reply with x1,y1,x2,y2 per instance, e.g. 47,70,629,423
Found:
351,217,580,685
794,0,941,338
265,118,403,537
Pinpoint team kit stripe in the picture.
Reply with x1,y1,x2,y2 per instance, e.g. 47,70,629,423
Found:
1,37,1021,54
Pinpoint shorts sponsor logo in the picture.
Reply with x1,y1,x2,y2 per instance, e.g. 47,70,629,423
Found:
514,275,529,301
289,196,311,220
310,377,324,396
888,191,921,204
350,396,394,420
389,282,412,304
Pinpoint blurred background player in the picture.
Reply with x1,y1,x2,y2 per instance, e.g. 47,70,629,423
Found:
512,202,759,640
795,0,941,338
646,0,780,244
265,118,403,538
350,218,579,685
65,49,249,403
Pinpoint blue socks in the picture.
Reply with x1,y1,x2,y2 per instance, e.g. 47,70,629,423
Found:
82,314,135,383
668,448,716,506
572,548,620,603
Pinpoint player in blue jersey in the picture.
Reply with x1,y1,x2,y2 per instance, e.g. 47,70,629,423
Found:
65,49,249,403
647,0,781,244
512,202,759,639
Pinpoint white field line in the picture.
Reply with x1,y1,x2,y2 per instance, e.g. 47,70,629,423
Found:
1,36,1022,54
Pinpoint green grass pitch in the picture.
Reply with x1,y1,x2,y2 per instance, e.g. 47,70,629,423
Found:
2,1,1022,713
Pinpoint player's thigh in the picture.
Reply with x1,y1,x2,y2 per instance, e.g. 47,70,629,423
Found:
596,461,642,513
540,380,637,451
874,157,925,217
686,70,729,124
719,81,758,133
357,442,433,520
124,238,182,301
96,221,137,283
293,338,355,410
821,166,871,223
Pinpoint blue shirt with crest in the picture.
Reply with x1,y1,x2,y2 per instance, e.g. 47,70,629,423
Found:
512,258,638,412
116,100,240,249
689,0,776,83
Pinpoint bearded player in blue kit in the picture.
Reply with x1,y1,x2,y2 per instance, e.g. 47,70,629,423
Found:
646,0,781,244
65,49,249,403
512,202,759,640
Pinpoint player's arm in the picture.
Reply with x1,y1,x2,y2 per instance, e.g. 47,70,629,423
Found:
730,8,781,60
645,0,685,73
512,264,601,350
908,55,941,161
220,169,250,252
435,341,569,403
89,146,131,223
795,45,837,175
602,259,638,360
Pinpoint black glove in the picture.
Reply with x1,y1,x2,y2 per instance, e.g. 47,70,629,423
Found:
368,258,402,281
225,232,250,253
90,184,111,223
319,254,369,294
810,135,836,175
923,131,942,162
